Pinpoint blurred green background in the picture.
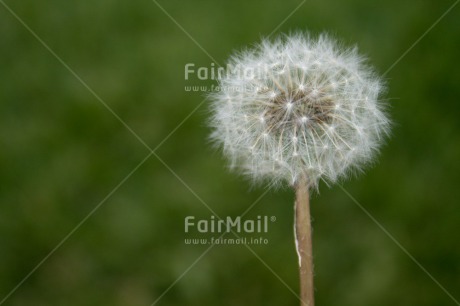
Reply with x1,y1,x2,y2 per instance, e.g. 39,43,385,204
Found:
1,0,459,305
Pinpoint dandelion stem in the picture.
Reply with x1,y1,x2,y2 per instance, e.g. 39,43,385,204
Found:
294,178,314,306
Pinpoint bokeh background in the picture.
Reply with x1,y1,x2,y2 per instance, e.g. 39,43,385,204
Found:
1,0,459,305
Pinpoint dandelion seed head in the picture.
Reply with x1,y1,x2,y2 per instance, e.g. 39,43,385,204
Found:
209,33,390,189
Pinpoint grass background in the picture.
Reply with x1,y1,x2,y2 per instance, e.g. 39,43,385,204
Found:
1,0,460,305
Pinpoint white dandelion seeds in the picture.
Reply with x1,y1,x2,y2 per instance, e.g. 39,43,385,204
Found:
209,33,390,189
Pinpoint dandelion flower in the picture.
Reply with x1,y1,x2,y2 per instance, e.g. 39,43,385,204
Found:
209,33,390,189
208,32,390,306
